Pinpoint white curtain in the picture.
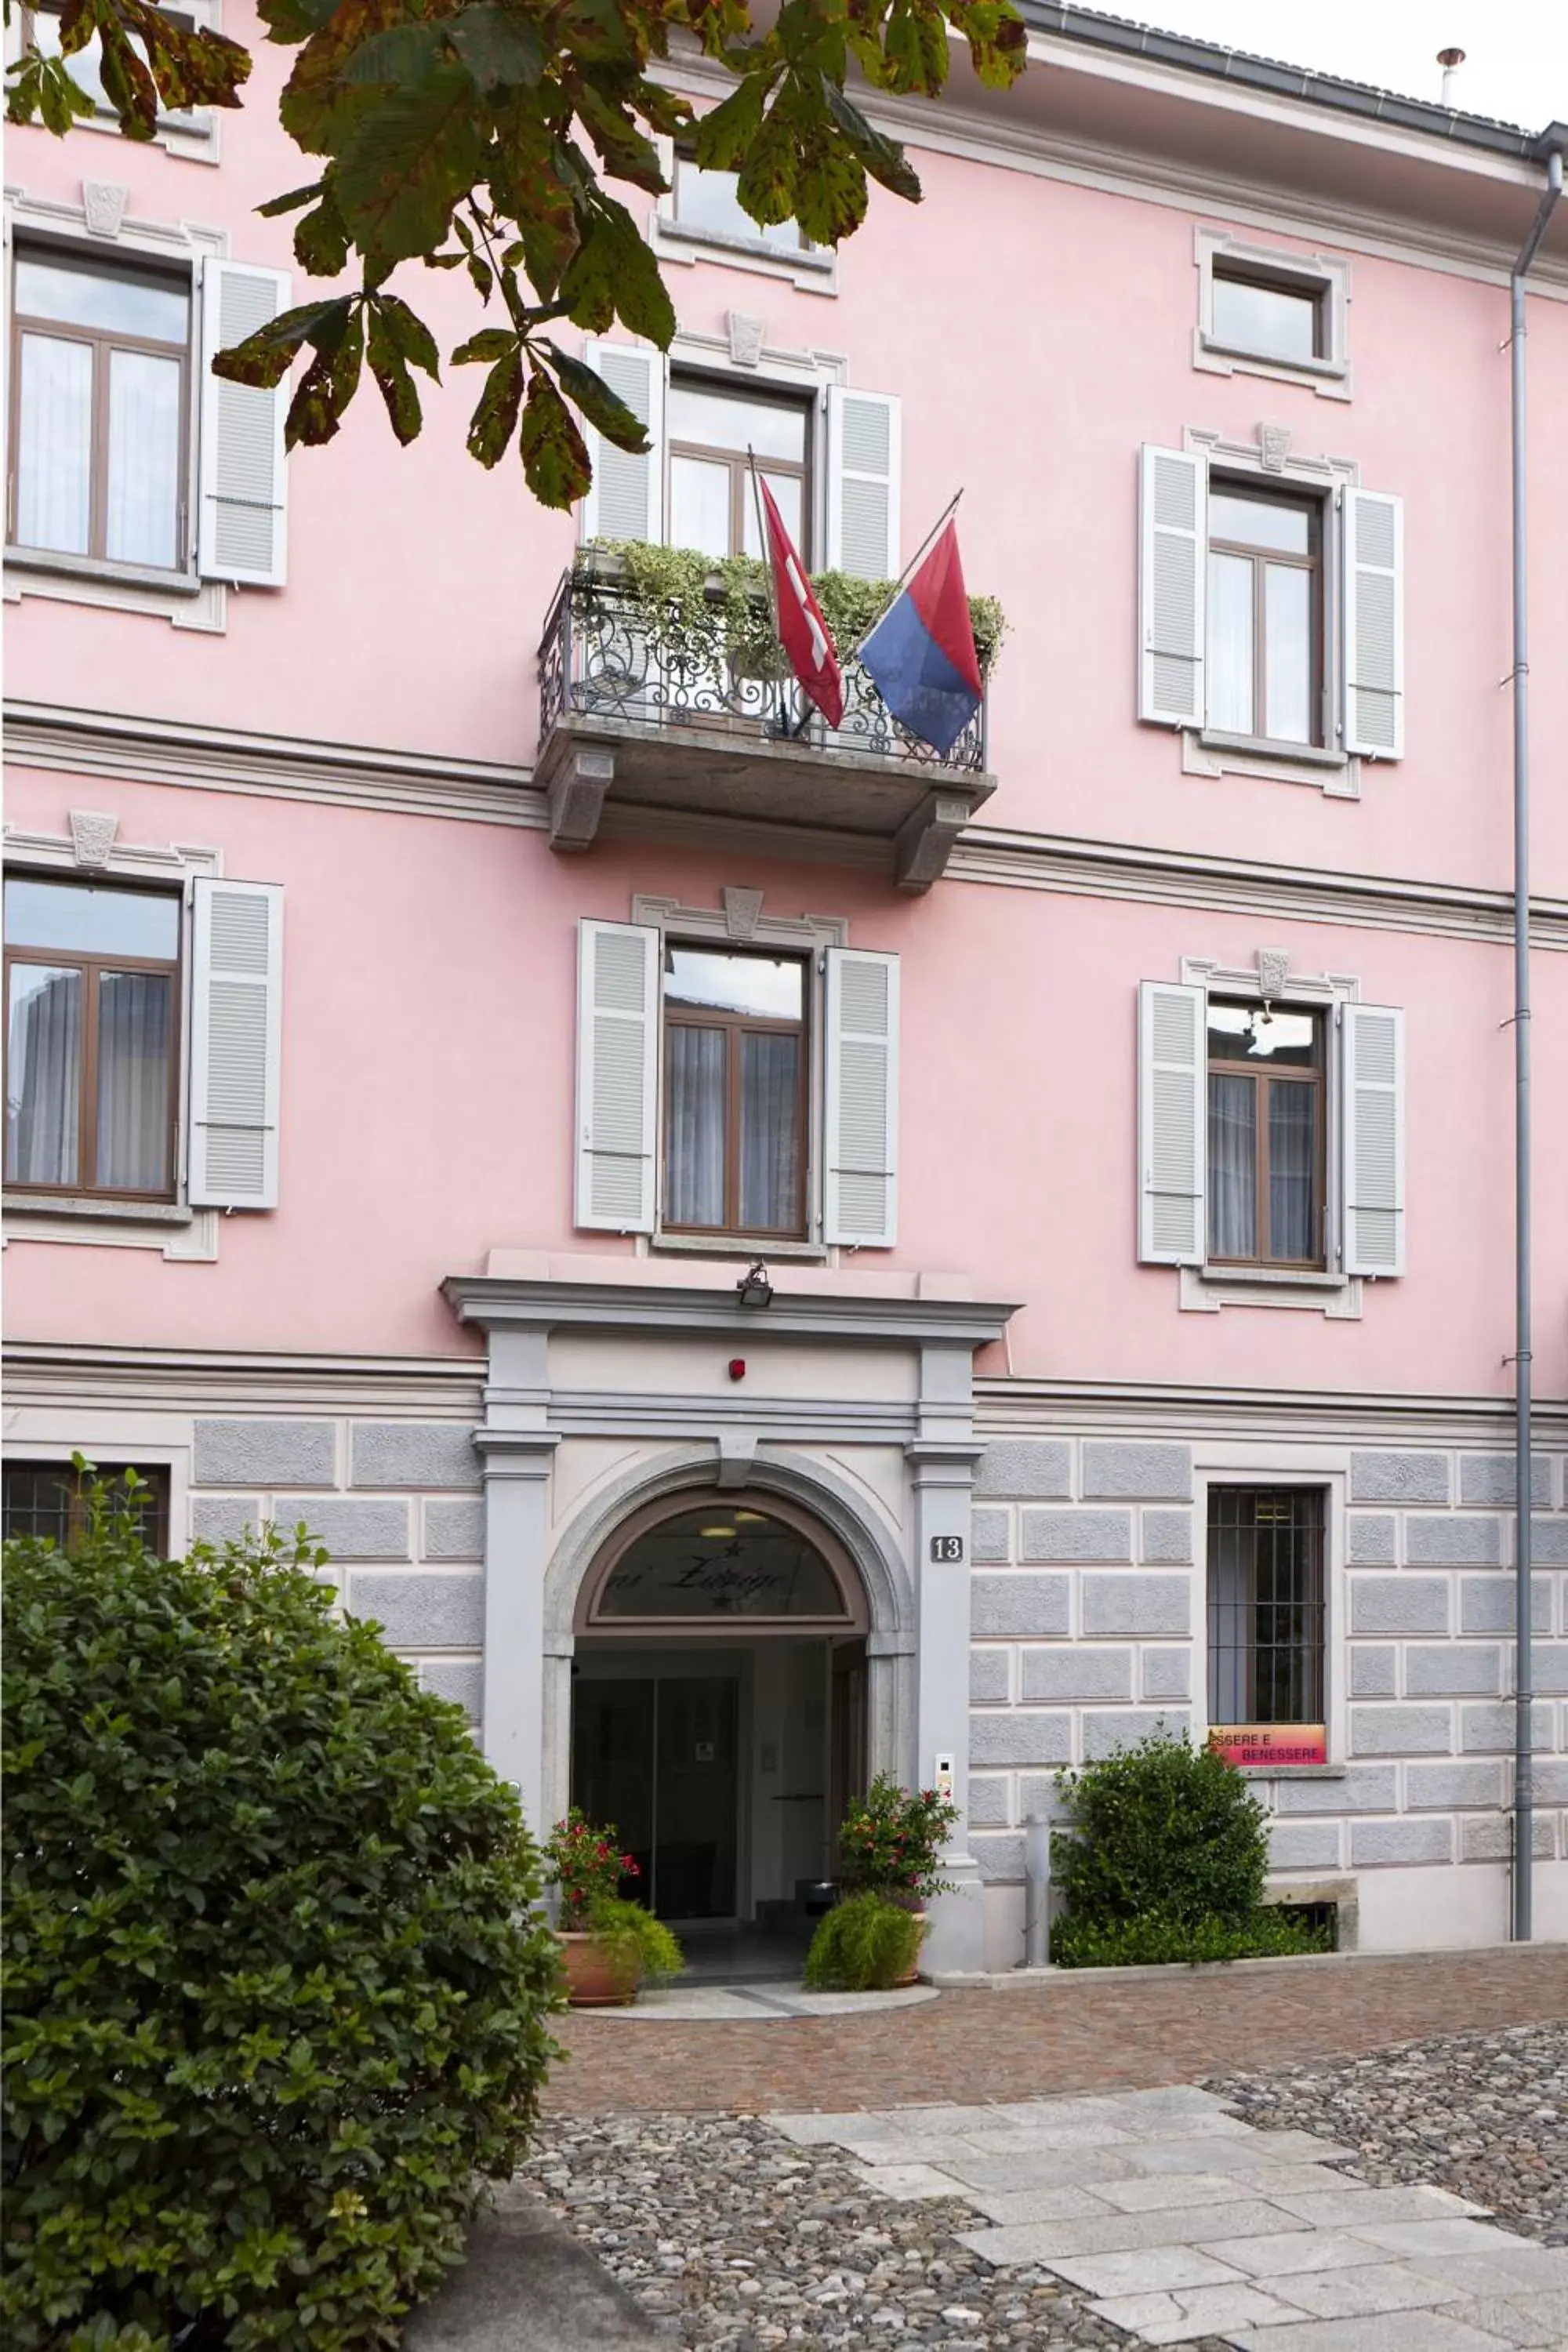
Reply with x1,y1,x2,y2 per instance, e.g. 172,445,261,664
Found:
96,972,172,1191
5,966,82,1186
1207,1073,1256,1259
107,350,183,569
739,1033,800,1229
1206,550,1254,734
1268,1083,1316,1261
16,334,93,557
666,1025,725,1225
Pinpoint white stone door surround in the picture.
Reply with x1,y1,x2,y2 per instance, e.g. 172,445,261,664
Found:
441,1264,1016,1973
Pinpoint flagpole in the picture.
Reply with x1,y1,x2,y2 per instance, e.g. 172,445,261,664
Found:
844,488,964,663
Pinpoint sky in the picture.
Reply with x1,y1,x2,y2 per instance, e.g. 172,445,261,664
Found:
1112,0,1568,134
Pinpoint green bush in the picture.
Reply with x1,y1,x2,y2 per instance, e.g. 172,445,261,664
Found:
1051,1906,1333,1969
804,1892,924,1991
588,1898,685,1991
2,1484,562,2352
1051,1732,1322,1969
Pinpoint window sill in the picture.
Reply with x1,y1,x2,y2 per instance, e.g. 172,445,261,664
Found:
1179,1265,1363,1320
4,1191,191,1224
649,1231,829,1262
3,1194,218,1261
1184,730,1361,800
5,550,226,633
659,220,832,270
1192,331,1352,401
1240,1763,1346,1780
649,216,837,296
5,546,202,595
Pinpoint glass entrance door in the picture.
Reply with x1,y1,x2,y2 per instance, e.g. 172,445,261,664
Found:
571,1673,739,1920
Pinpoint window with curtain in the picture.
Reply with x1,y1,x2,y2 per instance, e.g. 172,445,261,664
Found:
662,946,806,1239
1210,263,1326,365
2,1458,171,1554
667,376,812,564
16,2,209,134
1206,998,1324,1269
1207,1486,1325,1726
4,875,181,1199
8,245,192,573
1205,483,1322,746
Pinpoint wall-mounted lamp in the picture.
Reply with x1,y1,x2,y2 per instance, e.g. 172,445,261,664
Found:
735,1259,773,1310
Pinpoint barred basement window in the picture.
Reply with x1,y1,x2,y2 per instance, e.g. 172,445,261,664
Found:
1207,1486,1325,1726
2,1458,170,1554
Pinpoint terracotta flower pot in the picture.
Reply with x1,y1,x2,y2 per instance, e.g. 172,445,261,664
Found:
558,1929,642,2009
891,1911,927,1987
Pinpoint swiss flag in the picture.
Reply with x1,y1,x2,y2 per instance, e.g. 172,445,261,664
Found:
759,477,844,728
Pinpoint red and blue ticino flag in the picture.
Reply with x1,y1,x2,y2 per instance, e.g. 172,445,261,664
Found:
858,519,982,758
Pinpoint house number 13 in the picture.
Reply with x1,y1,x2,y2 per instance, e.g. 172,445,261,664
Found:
930,1536,965,1563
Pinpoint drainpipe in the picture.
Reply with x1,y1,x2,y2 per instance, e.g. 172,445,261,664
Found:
1508,133,1564,1943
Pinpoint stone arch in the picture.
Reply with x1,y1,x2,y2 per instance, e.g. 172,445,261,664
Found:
539,1442,916,1833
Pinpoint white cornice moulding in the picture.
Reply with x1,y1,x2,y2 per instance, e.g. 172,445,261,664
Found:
0,1341,485,1415
652,52,1568,297
10,703,1568,951
975,1378,1568,1444
443,1273,1018,1350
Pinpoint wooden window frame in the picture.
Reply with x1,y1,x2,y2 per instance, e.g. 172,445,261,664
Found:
662,948,810,1243
1207,1484,1327,1727
1207,478,1324,748
3,880,183,1203
1,1458,172,1555
666,373,813,563
7,244,193,572
1206,998,1326,1272
1210,260,1329,364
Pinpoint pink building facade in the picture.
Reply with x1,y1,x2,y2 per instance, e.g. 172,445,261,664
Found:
6,4,1568,1966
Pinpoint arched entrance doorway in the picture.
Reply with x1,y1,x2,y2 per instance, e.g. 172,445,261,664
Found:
570,1493,869,1933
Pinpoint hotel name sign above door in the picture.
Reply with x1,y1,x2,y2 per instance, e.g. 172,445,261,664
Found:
593,1504,855,1623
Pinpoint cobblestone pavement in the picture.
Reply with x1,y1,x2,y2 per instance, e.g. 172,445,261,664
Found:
1210,2024,1568,2249
546,1947,1568,2116
522,2035,1568,2350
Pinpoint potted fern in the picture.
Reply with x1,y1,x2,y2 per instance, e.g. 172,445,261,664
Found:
543,1808,684,2007
809,1774,961,1988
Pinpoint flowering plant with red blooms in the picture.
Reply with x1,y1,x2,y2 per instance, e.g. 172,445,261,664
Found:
544,1807,638,1924
837,1773,960,1901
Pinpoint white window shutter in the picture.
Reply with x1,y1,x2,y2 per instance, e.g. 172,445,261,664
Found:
579,340,665,545
198,260,291,586
823,948,899,1247
188,879,284,1209
575,919,659,1232
1341,488,1404,757
1138,980,1206,1265
1341,1002,1405,1276
826,389,900,579
1138,445,1207,727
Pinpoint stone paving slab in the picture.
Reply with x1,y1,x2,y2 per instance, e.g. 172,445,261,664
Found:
764,2082,1568,2350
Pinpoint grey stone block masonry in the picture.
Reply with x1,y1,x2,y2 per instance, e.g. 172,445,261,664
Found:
1404,1513,1504,1566
1403,1644,1502,1696
1348,1577,1449,1635
1461,1700,1555,1751
424,1498,485,1561
1348,1646,1398,1697
1021,1509,1132,1563
970,1711,1073,1766
1349,1705,1454,1755
352,1423,481,1490
1142,1648,1192,1700
274,1497,410,1559
1021,1647,1133,1701
1405,1760,1504,1809
348,1571,484,1648
194,1418,336,1487
1082,1443,1192,1500
1349,1451,1450,1504
1347,1515,1396,1565
1082,1708,1189,1759
971,1834,1026,1882
1532,1516,1568,1565
1269,1821,1342,1871
420,1659,483,1722
971,1574,1070,1636
965,1775,1011,1827
191,1496,260,1544
1081,1573,1191,1635
1276,1764,1397,1813
974,1442,1071,1498
970,1648,1011,1703
971,1506,1010,1563
1141,1509,1193,1563
1460,1574,1552,1634
1352,1817,1454,1866
1459,1452,1553,1507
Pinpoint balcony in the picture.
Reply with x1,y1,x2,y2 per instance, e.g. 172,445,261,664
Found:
534,554,996,890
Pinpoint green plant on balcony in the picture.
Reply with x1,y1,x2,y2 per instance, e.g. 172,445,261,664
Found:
579,539,1006,695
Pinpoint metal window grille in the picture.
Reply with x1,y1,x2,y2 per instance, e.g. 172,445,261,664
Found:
1207,1486,1325,1723
2,1461,170,1555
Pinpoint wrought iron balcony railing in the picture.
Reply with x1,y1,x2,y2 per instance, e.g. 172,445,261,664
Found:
537,559,988,775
